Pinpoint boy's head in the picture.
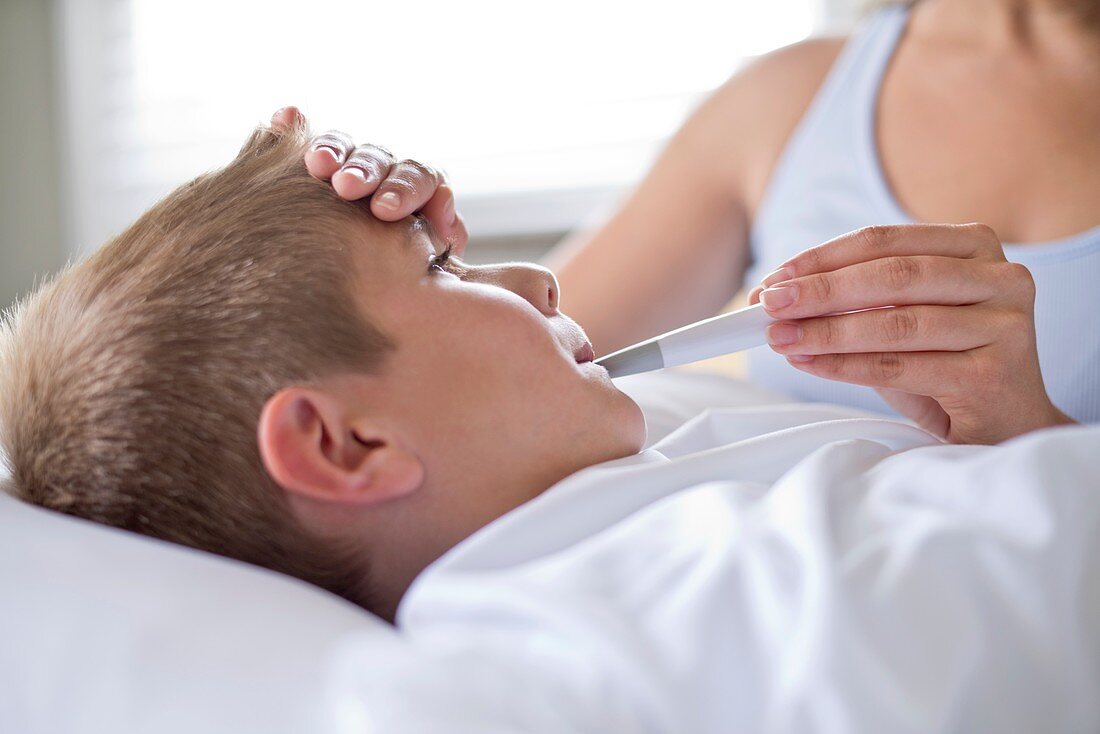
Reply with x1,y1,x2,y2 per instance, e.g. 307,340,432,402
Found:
0,116,644,621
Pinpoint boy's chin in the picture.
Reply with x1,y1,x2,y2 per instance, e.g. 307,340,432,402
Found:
632,417,648,453
618,395,648,454
571,377,647,455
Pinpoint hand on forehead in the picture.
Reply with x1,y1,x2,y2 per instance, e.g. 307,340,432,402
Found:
269,106,469,256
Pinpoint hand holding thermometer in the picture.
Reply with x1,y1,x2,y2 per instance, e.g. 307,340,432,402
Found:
594,303,776,378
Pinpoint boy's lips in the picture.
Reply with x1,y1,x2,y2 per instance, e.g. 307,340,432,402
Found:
573,341,595,364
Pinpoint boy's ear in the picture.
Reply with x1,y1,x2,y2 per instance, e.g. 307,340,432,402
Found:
257,386,424,506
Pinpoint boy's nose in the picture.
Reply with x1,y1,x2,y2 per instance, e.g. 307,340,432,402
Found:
503,263,559,316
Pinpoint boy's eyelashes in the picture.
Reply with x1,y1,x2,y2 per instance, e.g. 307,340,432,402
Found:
429,244,468,278
410,211,465,275
429,244,454,273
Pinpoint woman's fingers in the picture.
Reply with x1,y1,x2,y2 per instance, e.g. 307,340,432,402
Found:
876,389,950,439
449,213,470,254
270,108,379,192
758,255,1024,319
761,223,1004,288
765,304,1007,356
418,183,470,252
305,130,358,181
369,159,444,219
783,349,980,400
294,117,469,248
303,145,344,180
270,106,303,130
331,144,396,200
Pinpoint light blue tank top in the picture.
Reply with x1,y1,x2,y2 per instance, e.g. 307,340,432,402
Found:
745,5,1100,423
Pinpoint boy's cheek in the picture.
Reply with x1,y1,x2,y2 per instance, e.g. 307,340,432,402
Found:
482,313,561,365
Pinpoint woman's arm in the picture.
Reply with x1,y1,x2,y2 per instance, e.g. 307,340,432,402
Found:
543,38,845,356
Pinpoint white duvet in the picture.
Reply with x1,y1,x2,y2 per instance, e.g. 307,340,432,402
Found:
328,402,1100,733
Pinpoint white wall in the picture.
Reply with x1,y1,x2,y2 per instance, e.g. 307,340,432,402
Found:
0,0,66,311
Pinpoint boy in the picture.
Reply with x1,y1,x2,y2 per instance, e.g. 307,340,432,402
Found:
0,114,644,623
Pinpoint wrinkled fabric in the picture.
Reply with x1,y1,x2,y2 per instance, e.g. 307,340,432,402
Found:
329,406,1100,733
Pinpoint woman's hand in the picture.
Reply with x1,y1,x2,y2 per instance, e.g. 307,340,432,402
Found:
748,223,1076,445
271,107,469,254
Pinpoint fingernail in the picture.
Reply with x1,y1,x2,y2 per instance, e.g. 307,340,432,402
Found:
312,145,339,163
788,354,814,363
767,322,801,346
341,166,367,183
760,284,797,310
762,266,793,288
444,196,456,225
376,191,400,210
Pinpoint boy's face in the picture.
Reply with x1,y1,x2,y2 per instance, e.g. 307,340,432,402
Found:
355,214,645,477
257,208,646,618
295,214,645,599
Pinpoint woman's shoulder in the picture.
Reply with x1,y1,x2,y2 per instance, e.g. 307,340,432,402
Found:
738,35,849,91
701,36,848,211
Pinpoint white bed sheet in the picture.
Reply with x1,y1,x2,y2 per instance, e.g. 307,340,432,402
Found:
330,401,1100,733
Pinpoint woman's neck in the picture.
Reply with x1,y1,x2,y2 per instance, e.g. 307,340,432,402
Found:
909,0,1100,58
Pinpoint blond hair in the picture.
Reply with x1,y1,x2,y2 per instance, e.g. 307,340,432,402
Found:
0,117,392,608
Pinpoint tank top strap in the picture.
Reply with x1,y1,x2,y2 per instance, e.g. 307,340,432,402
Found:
798,5,909,159
747,5,910,279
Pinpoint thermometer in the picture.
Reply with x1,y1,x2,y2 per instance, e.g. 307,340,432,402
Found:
594,303,775,378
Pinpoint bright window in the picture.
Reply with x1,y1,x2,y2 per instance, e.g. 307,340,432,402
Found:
60,0,820,253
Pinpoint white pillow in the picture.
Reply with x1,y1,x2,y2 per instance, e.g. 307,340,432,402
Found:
0,370,790,733
0,488,397,734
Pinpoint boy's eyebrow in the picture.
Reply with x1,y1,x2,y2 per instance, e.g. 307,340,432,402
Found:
410,214,460,259
410,215,443,251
